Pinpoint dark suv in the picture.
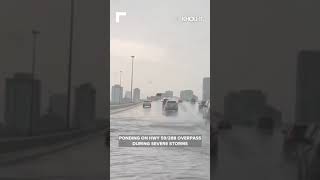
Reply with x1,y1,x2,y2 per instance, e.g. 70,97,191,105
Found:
164,100,178,111
283,123,309,144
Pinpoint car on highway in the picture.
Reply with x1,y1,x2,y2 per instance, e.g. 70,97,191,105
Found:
178,99,183,103
282,123,312,156
203,100,210,119
190,98,196,104
283,123,309,144
164,100,178,111
143,100,152,108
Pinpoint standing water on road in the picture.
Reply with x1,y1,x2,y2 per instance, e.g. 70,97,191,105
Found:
110,101,210,180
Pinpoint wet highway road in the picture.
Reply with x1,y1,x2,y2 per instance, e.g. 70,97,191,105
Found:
110,101,210,180
111,101,299,180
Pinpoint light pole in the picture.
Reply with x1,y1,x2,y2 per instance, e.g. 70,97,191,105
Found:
66,0,75,130
119,70,122,104
30,29,40,136
130,56,134,102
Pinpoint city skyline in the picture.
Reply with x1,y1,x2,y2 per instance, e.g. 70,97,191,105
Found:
0,0,108,123
110,77,209,101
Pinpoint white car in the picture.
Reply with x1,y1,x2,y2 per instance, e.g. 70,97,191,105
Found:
143,100,151,108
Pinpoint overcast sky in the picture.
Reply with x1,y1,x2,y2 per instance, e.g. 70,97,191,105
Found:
110,0,210,99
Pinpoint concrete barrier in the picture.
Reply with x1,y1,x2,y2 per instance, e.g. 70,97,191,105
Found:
110,102,141,110
0,126,106,154
0,130,106,165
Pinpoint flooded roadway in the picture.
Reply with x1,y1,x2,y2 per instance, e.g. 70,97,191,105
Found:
110,101,210,180
111,101,299,180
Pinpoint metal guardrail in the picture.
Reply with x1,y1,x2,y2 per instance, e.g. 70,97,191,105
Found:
0,126,106,154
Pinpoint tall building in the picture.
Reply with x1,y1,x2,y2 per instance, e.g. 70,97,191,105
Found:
111,84,123,104
164,90,173,98
180,90,194,101
4,73,41,136
133,88,140,102
73,83,96,129
203,77,210,101
295,50,320,123
224,89,267,125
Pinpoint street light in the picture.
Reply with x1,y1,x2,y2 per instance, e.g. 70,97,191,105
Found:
119,71,122,86
119,70,122,104
130,56,135,102
66,0,75,129
30,29,40,136
31,30,40,78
